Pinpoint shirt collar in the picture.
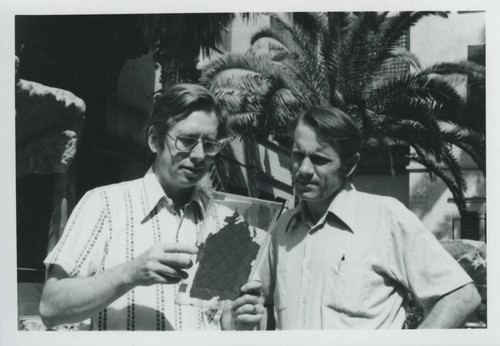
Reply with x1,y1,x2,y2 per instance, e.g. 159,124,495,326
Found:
141,166,207,222
326,183,358,233
296,183,358,234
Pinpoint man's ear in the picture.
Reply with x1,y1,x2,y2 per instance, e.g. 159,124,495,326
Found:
342,153,360,177
147,126,159,154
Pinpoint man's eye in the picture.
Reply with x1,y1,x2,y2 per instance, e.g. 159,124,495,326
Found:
310,156,330,165
178,136,198,145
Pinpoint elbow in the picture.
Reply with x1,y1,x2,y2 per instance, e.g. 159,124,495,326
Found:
39,297,59,329
470,285,482,311
462,283,482,315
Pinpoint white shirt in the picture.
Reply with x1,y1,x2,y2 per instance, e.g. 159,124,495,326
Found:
44,169,220,330
259,184,472,329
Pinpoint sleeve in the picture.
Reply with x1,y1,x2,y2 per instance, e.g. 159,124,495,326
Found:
386,202,473,311
44,188,110,278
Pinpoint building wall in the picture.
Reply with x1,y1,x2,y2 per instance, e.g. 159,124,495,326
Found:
354,173,409,207
410,12,485,68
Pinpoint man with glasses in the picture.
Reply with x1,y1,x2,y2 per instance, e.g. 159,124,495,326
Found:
40,84,264,331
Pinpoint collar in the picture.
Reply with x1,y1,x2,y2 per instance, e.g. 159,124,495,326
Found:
326,183,358,233
141,166,208,223
296,183,358,234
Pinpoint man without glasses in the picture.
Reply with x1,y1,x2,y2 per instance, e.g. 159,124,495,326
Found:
40,83,264,331
260,105,480,329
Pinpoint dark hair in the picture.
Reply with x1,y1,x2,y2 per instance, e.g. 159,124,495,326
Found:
291,106,361,159
146,83,223,149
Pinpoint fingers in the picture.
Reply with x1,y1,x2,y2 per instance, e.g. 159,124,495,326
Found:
232,298,265,325
160,243,198,255
132,243,198,286
233,301,263,315
156,243,197,277
158,252,194,269
240,280,262,295
232,294,264,315
235,313,262,324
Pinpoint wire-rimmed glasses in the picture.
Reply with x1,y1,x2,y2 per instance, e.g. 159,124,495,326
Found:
166,133,223,157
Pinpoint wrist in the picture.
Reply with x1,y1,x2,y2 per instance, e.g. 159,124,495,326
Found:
116,261,138,291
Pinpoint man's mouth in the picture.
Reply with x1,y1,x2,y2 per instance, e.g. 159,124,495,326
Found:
182,166,204,174
295,178,315,186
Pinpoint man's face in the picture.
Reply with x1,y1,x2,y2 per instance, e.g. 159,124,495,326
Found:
151,110,219,191
291,121,345,204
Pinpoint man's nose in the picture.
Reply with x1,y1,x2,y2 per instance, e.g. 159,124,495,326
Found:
189,141,206,161
297,157,314,176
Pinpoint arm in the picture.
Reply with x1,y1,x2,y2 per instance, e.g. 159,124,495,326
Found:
386,202,481,329
418,282,481,329
40,243,197,328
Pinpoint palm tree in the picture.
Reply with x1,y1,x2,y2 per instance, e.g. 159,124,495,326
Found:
200,12,485,215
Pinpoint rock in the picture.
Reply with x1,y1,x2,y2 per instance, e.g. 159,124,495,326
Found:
16,130,78,176
16,79,85,176
439,239,486,285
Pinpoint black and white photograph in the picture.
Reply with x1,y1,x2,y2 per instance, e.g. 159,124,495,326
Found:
1,0,499,345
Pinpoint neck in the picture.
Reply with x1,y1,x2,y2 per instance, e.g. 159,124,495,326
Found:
153,165,193,210
304,200,330,224
304,181,347,224
164,184,193,210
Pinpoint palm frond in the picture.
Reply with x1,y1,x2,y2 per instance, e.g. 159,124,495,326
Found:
363,12,447,82
226,111,264,137
409,153,467,214
200,53,307,102
201,53,273,84
250,26,291,52
206,72,269,94
371,48,422,82
369,74,465,122
267,13,318,66
264,87,303,132
420,61,485,84
214,88,262,115
292,12,320,42
440,144,467,195
440,123,486,174
338,12,380,86
374,120,443,159
325,12,351,95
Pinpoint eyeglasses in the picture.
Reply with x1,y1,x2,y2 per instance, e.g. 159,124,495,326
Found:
166,133,223,157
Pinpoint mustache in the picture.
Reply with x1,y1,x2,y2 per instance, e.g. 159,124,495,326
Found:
294,176,317,184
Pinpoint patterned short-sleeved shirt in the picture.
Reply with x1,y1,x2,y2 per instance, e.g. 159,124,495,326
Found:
44,169,220,331
259,184,472,329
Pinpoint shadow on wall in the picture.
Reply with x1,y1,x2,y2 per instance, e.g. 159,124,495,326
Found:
409,148,486,240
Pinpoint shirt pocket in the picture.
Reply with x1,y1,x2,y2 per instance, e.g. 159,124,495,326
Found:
325,261,367,316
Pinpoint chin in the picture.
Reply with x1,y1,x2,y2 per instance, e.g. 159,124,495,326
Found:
176,175,202,187
296,190,320,202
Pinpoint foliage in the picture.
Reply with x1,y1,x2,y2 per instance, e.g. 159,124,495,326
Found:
200,12,485,214
138,13,247,86
403,293,425,329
